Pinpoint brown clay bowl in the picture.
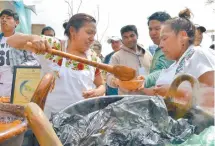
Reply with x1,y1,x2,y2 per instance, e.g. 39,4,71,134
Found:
0,103,27,145
117,76,145,91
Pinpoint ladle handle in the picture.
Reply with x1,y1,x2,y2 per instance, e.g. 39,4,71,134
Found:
164,74,200,118
25,102,63,146
31,73,55,110
47,49,114,73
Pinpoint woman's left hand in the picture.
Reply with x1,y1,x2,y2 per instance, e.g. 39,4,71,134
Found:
82,89,99,99
153,84,170,97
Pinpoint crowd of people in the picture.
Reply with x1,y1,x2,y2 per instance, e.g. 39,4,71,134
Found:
0,7,214,119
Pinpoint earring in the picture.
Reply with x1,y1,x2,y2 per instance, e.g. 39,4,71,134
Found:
181,40,185,47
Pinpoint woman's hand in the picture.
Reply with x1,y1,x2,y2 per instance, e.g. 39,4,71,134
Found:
128,82,144,92
82,89,99,99
7,33,51,53
153,84,170,97
24,36,51,54
131,82,155,95
111,77,119,88
154,84,192,102
141,87,155,96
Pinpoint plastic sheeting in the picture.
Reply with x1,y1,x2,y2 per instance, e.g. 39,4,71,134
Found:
13,0,32,34
169,126,215,146
51,96,196,146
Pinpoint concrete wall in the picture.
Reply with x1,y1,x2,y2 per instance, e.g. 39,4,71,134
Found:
31,24,45,35
0,1,45,35
0,1,15,11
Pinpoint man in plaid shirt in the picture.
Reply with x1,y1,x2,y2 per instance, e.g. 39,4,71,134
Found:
0,9,39,97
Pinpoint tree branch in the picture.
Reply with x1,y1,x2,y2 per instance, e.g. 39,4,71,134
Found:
100,13,110,42
71,0,74,16
96,5,100,26
77,0,83,13
206,0,214,5
95,5,100,40
65,0,73,16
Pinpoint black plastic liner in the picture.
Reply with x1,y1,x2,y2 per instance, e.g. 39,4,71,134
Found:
51,96,199,146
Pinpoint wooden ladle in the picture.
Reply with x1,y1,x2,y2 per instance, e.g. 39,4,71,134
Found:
47,49,136,81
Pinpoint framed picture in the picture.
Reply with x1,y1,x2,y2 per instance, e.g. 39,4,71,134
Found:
11,66,41,105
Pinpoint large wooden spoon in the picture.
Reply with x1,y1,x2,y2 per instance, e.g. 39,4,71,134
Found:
25,102,63,146
47,49,136,81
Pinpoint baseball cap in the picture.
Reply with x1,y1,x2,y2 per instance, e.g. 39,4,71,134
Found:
107,36,121,44
195,24,206,33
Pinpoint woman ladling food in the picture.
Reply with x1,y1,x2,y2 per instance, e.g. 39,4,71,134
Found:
7,13,105,118
137,8,215,99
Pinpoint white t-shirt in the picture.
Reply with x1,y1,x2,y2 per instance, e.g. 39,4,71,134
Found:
156,45,215,86
0,37,13,96
35,36,100,118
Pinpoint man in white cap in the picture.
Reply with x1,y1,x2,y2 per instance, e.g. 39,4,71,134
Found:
103,36,122,95
104,36,122,64
106,25,152,95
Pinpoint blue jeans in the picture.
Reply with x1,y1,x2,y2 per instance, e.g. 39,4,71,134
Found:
106,84,118,95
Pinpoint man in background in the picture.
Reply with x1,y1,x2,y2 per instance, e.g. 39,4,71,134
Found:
104,36,122,64
91,40,104,61
143,11,174,93
106,25,152,95
103,36,122,95
41,26,55,37
0,9,38,97
194,25,206,46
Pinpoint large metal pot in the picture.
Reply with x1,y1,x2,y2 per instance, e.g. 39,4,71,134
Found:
59,74,214,134
60,95,124,116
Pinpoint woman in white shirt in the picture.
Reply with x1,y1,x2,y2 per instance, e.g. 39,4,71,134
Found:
7,13,105,118
140,8,215,97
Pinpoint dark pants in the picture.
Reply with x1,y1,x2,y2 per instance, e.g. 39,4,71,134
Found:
22,130,39,146
106,84,118,95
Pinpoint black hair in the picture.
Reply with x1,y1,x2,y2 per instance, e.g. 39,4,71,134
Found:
0,9,19,21
147,11,171,25
64,13,96,38
196,26,206,33
63,22,68,30
164,8,196,45
41,26,55,36
120,25,138,37
210,44,214,50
